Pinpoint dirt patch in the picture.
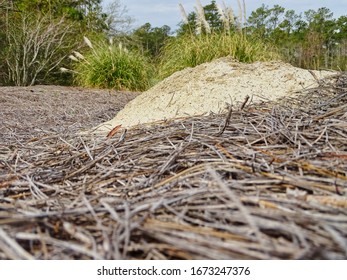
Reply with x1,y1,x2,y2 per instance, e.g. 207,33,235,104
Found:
0,85,139,144
97,58,336,133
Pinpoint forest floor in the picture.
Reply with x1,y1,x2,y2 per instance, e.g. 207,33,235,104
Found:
0,85,139,143
0,79,347,260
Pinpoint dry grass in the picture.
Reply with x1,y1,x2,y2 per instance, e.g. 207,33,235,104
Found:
0,74,347,259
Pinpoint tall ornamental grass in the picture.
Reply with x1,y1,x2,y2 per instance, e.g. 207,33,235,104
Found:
71,37,152,91
159,0,281,79
159,32,281,79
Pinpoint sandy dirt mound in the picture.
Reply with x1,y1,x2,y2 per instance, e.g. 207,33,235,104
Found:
96,57,335,133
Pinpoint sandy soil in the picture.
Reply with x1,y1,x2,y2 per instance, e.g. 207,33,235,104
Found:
97,58,336,133
0,85,139,144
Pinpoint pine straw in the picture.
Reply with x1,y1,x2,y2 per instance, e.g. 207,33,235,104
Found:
0,85,139,143
0,75,347,260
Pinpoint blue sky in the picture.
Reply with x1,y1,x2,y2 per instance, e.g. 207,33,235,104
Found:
103,0,347,30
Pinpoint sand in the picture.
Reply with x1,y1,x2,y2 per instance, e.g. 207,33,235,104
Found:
96,57,336,133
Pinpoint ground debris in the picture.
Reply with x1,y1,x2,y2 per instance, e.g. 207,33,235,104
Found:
0,75,347,259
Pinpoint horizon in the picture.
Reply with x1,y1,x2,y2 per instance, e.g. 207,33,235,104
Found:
103,0,347,31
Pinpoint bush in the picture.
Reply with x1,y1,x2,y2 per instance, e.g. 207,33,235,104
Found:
159,32,281,79
3,12,76,86
71,38,153,91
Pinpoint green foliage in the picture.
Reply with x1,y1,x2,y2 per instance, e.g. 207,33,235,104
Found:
159,1,280,79
159,32,281,79
0,0,131,86
72,39,153,91
177,0,235,36
201,0,224,32
1,0,347,87
132,23,171,59
12,0,108,33
247,4,287,38
246,4,347,70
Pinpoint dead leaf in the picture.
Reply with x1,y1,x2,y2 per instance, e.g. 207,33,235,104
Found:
106,124,122,139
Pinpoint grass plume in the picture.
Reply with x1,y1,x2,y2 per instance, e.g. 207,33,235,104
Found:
159,1,280,79
195,0,211,34
159,32,281,79
179,3,189,24
71,38,152,91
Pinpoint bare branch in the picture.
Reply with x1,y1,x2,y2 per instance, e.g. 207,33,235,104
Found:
4,13,77,86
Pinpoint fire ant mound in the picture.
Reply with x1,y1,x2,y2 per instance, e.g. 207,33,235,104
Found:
97,57,336,133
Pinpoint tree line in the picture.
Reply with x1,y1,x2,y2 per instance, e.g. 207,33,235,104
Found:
176,1,347,70
0,0,130,86
0,0,346,87
246,4,347,70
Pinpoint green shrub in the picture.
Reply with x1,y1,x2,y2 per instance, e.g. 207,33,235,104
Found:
72,38,153,91
159,32,281,79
